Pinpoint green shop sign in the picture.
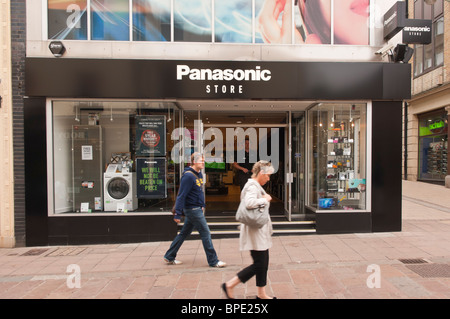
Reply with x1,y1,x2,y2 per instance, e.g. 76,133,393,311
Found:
420,119,447,136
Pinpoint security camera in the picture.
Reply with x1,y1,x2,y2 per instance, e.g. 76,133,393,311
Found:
49,41,66,57
375,44,394,56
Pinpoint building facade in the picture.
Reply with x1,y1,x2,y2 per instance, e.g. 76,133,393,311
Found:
0,0,15,248
20,0,413,246
405,0,449,187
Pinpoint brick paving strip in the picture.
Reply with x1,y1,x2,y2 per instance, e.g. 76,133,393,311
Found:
0,228,449,299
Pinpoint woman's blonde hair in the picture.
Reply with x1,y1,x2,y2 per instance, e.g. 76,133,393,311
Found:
251,160,274,178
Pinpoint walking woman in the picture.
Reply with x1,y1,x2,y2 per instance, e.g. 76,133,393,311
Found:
222,160,276,299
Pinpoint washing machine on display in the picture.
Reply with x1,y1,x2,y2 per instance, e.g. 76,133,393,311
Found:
104,164,138,212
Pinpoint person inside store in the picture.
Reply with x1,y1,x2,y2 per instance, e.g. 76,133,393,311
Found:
233,137,259,191
222,160,276,299
164,152,227,268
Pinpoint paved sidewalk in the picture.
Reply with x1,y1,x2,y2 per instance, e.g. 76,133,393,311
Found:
0,180,449,300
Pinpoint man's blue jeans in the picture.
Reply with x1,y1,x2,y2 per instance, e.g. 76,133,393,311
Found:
164,207,219,266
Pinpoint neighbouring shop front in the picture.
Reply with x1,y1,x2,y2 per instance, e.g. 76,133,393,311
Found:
24,58,410,246
417,109,448,184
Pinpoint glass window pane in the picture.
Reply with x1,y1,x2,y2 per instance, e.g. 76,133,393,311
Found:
294,0,331,44
414,44,423,76
133,0,171,41
91,0,130,41
215,0,252,43
433,0,443,17
51,101,180,214
434,17,444,66
414,0,422,19
333,0,370,45
256,0,293,44
48,0,87,40
424,42,433,70
308,103,367,211
174,0,212,42
418,111,448,181
424,0,432,19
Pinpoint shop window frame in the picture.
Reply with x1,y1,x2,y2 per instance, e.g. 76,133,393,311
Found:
417,108,448,182
45,0,372,45
305,101,372,214
46,98,182,217
413,0,444,78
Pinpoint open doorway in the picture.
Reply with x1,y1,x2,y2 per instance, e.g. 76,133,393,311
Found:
183,110,288,218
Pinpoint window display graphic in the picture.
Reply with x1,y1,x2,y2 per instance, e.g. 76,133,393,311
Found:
48,0,88,40
135,115,166,156
91,0,130,41
48,0,370,44
136,158,167,199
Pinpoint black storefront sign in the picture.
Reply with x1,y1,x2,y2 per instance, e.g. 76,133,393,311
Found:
402,19,432,44
383,1,406,41
25,58,411,100
136,157,167,199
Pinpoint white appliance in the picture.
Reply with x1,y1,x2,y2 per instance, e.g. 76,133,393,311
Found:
104,164,138,212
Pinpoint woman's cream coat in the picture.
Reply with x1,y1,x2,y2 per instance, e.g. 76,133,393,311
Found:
239,179,273,251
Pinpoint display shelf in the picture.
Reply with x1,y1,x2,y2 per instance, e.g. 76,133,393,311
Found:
319,121,366,210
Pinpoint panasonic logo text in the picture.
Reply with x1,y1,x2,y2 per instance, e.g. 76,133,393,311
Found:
177,65,272,82
403,26,431,32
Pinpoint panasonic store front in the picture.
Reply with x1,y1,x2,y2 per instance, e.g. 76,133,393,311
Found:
21,0,413,246
23,58,411,245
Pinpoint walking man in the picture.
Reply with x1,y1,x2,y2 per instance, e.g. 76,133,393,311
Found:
164,152,226,268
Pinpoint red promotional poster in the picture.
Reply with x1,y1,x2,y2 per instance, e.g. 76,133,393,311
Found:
136,115,166,156
141,129,161,148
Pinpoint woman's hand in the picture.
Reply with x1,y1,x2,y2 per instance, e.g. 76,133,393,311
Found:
258,0,303,44
258,0,321,44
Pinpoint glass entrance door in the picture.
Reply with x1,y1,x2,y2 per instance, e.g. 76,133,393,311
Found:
178,108,306,221
291,112,306,216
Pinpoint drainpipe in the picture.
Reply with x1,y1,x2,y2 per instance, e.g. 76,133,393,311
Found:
404,101,408,180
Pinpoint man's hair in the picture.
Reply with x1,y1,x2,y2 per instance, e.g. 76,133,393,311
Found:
190,152,204,164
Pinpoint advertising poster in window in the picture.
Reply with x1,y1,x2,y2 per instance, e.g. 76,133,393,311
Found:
136,115,166,156
136,158,167,199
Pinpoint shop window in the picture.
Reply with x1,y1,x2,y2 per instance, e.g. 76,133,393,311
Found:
294,0,369,45
307,103,367,211
413,0,444,77
133,0,171,41
215,0,252,43
173,0,212,42
48,0,88,40
418,111,448,182
49,101,180,214
47,0,371,45
91,0,130,41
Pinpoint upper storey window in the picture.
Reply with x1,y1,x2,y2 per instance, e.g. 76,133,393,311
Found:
48,0,370,45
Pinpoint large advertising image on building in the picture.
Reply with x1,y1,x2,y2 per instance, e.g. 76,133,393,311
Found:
48,0,370,44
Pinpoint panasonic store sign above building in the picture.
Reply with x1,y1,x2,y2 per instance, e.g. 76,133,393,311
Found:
402,19,432,44
383,1,432,45
383,1,407,41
